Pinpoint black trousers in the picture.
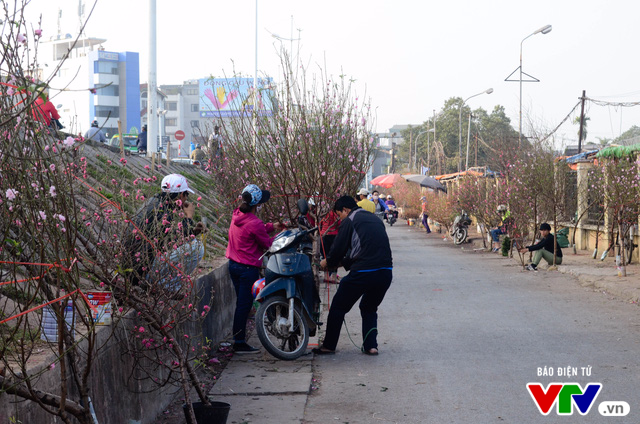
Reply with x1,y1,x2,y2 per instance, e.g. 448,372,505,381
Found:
322,269,392,351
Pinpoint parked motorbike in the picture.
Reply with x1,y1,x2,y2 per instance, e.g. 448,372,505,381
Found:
254,199,321,360
450,210,472,245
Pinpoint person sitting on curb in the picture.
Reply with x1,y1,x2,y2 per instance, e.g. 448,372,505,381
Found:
490,204,512,252
518,222,563,271
315,195,393,356
356,188,375,213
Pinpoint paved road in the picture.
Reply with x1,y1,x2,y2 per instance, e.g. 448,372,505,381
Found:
304,222,640,423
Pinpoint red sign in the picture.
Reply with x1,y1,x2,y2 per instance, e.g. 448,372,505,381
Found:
174,130,185,141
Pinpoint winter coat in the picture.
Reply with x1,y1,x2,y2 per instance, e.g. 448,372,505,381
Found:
226,209,275,267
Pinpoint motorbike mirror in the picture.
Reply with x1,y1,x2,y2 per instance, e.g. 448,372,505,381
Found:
297,198,309,215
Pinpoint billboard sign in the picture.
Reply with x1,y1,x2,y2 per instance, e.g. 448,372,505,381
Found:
198,77,273,118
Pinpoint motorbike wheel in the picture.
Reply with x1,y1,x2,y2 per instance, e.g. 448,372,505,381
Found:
256,295,309,360
453,227,468,245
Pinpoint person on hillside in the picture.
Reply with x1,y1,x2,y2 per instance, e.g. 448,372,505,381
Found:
490,204,512,252
315,195,393,356
136,125,148,153
421,196,431,233
518,222,563,271
190,144,206,162
123,174,206,293
84,120,107,143
356,188,375,213
32,95,63,130
226,184,283,354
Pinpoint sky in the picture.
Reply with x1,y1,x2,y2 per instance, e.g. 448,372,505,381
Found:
25,0,640,149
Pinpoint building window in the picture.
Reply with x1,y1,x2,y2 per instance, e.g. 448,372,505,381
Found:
96,85,119,96
190,104,198,112
94,61,118,75
94,106,119,118
166,102,178,111
186,88,198,95
190,120,199,128
166,118,177,126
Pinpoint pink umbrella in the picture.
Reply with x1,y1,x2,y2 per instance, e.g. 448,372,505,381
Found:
370,173,404,188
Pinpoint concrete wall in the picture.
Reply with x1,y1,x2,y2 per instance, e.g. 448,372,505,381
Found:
1,262,234,424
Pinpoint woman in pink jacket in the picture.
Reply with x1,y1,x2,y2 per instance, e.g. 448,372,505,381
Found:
226,184,282,353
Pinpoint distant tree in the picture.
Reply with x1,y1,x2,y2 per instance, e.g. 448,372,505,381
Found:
398,100,519,174
596,137,612,146
613,125,640,144
573,115,590,142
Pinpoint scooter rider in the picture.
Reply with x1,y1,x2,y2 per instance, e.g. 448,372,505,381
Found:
315,195,393,356
372,190,388,218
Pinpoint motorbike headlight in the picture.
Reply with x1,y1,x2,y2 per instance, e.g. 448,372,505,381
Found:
269,233,297,253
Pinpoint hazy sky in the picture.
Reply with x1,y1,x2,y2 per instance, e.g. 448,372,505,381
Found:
26,0,640,148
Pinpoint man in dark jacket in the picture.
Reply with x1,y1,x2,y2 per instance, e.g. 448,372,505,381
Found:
136,124,148,153
315,195,393,356
518,222,563,271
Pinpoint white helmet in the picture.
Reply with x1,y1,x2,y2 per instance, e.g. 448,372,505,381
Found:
497,204,507,212
387,194,393,199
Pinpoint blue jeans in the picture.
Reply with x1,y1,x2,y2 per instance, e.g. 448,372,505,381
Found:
322,269,392,351
490,227,505,242
228,260,260,343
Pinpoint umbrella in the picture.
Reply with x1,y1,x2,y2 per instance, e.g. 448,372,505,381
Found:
404,174,447,192
370,173,403,188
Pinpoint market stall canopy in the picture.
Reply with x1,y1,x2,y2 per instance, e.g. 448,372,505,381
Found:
370,173,404,188
404,174,447,192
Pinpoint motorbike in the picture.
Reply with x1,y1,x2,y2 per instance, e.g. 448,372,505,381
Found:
450,210,472,245
386,206,397,226
253,199,321,360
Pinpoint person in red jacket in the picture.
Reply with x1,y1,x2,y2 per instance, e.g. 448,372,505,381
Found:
32,95,62,128
225,184,282,353
320,208,340,282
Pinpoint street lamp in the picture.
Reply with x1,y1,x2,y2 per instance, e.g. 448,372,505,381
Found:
458,88,493,173
514,24,552,145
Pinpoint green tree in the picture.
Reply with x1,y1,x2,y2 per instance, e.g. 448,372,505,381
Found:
613,125,640,144
398,100,519,174
573,115,590,142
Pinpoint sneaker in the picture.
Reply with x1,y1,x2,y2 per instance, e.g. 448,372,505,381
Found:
526,264,538,271
233,342,260,354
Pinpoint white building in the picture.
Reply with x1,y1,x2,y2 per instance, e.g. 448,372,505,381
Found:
40,34,140,138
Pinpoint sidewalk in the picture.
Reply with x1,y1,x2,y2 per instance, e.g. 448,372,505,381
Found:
206,304,327,423
459,226,640,304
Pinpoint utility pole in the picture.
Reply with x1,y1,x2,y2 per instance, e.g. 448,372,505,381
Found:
577,90,586,154
148,0,158,157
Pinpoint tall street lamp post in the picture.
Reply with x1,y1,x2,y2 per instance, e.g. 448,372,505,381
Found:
515,24,552,145
458,88,493,173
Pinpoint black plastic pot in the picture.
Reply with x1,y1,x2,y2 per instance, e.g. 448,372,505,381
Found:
183,401,230,424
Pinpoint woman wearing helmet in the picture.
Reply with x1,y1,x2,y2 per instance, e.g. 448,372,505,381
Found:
226,184,283,353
